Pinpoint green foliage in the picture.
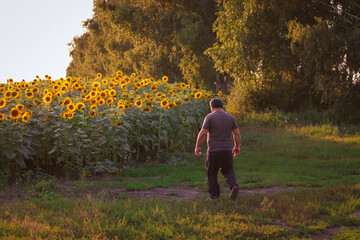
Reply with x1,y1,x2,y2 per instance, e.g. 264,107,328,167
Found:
67,0,218,89
208,0,360,122
0,76,212,183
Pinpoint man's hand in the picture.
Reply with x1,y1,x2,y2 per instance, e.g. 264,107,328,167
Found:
195,129,208,158
232,146,240,157
194,147,202,158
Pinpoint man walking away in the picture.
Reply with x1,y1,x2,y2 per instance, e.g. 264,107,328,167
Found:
195,98,241,200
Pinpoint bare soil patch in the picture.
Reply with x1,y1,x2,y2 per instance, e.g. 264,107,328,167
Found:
106,186,204,201
0,183,305,202
89,185,302,201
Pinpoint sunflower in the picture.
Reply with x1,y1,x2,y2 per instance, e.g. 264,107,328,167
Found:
90,90,97,98
124,76,130,82
109,82,116,89
43,95,52,104
0,87,5,94
92,82,101,89
11,91,19,98
66,112,74,119
106,97,114,106
194,92,202,100
184,96,191,102
32,87,39,93
141,107,151,113
162,76,168,82
168,102,175,109
21,112,31,123
0,98,6,108
116,70,123,76
121,84,127,90
33,99,42,106
156,92,163,99
83,94,90,101
174,100,183,106
4,91,12,99
67,103,76,112
150,85,157,92
117,104,125,110
10,107,21,119
97,73,102,79
88,111,96,118
160,99,169,108
90,105,98,111
205,93,213,100
15,104,25,111
98,99,105,106
0,113,6,121
7,78,13,84
53,85,60,91
113,121,124,126
75,102,85,111
73,82,81,90
146,102,154,108
55,92,62,98
101,79,108,86
109,89,116,97
90,99,97,105
135,82,141,89
134,99,142,108
62,97,72,106
26,91,34,99
100,91,107,98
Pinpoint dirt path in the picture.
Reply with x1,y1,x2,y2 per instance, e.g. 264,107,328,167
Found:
90,185,301,201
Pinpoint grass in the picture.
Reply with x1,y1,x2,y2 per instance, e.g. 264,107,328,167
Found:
0,184,359,239
1,125,360,239
83,127,359,191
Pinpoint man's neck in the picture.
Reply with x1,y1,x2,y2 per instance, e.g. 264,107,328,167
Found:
211,108,223,112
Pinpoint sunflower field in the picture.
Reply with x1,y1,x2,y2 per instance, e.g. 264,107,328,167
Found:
0,71,222,181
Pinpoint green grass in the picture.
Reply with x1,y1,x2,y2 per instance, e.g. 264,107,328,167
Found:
1,184,359,239
1,126,360,239
83,127,359,191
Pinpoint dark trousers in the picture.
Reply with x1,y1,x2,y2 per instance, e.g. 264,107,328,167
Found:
206,150,238,198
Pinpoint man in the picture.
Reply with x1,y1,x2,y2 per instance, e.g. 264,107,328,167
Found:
195,98,241,200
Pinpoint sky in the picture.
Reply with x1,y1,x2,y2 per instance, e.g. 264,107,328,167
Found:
0,0,94,83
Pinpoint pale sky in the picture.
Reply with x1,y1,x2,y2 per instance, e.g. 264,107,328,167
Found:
0,0,94,83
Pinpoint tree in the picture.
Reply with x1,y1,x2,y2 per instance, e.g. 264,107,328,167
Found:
206,0,360,122
67,0,218,89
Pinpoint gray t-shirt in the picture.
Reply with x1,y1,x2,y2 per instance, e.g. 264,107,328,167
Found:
202,110,239,152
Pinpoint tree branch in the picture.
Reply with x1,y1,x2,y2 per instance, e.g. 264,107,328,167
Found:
319,1,360,23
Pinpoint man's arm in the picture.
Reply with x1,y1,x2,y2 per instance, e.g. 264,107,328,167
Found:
194,128,208,157
232,128,241,157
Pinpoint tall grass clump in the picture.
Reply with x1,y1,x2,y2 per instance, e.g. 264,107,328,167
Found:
231,108,360,137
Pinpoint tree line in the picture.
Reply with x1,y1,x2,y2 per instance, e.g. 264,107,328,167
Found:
67,0,360,122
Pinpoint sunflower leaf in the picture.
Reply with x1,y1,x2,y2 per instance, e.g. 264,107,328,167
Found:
3,150,16,160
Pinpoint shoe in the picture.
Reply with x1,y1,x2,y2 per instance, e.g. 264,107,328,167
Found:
210,195,219,200
229,186,239,200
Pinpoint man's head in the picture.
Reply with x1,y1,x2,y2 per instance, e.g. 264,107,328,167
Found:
210,98,223,110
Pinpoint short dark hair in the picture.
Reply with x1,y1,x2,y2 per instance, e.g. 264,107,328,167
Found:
210,98,223,108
